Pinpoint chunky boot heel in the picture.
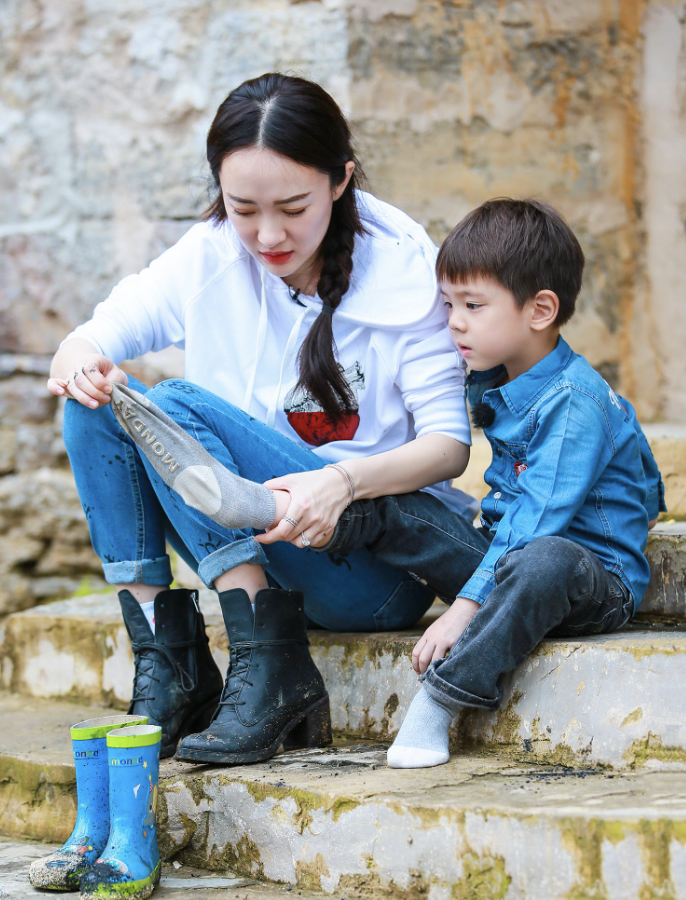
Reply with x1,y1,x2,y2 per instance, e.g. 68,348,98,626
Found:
175,694,219,743
176,588,330,765
283,695,333,751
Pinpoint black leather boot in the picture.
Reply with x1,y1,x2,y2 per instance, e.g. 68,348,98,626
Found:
119,588,224,758
175,587,332,764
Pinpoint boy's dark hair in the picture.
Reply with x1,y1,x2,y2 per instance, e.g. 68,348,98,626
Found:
436,199,584,326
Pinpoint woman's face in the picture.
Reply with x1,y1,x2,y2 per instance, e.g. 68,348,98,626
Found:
219,147,353,290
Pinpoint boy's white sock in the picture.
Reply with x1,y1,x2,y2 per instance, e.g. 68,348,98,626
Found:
386,686,454,769
139,599,156,634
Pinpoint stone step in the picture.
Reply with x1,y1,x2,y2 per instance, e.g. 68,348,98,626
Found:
459,424,686,518
0,836,279,899
640,522,686,619
3,580,686,770
3,694,686,899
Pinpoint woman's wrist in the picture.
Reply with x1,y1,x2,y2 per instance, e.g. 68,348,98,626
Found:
324,462,355,507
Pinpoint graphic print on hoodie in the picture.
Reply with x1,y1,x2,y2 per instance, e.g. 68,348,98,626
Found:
284,362,366,447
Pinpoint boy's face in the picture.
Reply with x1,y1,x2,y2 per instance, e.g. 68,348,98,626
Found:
441,276,535,375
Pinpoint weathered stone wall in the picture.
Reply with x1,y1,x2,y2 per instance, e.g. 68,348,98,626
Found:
1,0,684,609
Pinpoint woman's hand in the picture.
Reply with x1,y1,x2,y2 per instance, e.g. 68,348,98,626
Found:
255,467,350,549
412,597,480,675
47,354,128,409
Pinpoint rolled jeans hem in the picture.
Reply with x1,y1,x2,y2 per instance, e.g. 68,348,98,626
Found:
422,665,499,714
102,556,173,586
197,537,269,588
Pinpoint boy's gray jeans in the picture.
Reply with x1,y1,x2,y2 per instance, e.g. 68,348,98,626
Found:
322,492,634,713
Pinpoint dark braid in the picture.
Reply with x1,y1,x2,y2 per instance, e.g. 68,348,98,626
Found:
204,73,368,422
295,182,365,420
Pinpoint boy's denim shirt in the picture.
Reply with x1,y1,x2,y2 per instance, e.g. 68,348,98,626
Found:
462,337,667,613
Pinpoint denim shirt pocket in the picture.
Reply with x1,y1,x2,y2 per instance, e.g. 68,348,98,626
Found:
494,440,528,489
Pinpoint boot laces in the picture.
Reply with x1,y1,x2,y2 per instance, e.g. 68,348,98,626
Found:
215,638,307,709
217,644,257,708
130,639,200,702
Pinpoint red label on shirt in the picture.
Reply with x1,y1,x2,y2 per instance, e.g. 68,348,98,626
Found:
514,461,528,477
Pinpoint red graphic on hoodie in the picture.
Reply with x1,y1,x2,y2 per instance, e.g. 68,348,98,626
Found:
284,362,365,447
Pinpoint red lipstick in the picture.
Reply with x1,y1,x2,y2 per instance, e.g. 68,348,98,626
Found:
261,251,294,265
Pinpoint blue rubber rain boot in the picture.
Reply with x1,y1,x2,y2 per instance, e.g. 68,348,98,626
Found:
28,715,148,892
79,724,162,899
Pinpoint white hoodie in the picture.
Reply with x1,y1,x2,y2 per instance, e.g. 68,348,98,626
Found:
67,192,477,518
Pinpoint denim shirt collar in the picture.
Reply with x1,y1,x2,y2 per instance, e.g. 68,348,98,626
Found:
466,337,574,415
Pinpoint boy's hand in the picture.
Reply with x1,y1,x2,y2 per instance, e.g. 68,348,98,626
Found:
412,597,480,675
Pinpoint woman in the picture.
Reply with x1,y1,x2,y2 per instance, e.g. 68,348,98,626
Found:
48,73,474,764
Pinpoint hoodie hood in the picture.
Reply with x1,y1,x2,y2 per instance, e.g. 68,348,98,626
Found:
229,191,441,331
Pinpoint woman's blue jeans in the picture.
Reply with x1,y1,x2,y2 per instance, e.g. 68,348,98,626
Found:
62,376,435,632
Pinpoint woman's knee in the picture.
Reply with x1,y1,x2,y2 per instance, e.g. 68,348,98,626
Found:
146,379,221,418
62,373,149,455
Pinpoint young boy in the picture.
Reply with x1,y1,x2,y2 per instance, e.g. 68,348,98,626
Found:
319,198,666,769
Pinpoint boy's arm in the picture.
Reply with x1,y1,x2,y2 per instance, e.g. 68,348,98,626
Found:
616,394,667,522
458,387,616,607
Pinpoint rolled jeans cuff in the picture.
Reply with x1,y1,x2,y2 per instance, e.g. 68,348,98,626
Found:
197,536,269,588
422,661,500,714
102,556,173,586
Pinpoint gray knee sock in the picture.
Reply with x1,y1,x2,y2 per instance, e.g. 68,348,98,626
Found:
110,383,276,530
386,685,455,769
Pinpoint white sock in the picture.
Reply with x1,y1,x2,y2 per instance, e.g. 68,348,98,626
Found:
139,599,156,634
387,686,454,769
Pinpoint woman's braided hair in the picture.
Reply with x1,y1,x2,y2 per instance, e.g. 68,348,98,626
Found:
204,73,367,422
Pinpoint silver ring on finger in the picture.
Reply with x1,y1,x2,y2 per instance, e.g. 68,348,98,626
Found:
283,514,299,528
300,531,311,548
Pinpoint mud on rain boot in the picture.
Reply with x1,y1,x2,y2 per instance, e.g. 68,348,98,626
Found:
119,588,223,758
80,725,162,899
175,588,332,764
28,715,148,892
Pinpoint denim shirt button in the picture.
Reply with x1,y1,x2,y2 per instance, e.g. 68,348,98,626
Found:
494,491,502,499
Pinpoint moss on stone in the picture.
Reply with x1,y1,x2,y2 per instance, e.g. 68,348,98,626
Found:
295,852,330,891
244,779,360,831
490,690,523,744
627,733,686,768
620,708,644,728
626,642,686,662
559,817,686,899
637,819,677,900
337,866,432,900
207,831,265,879
451,854,511,900
561,819,611,899
0,755,76,843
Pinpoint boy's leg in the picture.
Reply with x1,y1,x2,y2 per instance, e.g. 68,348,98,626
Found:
319,492,491,602
391,536,632,767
